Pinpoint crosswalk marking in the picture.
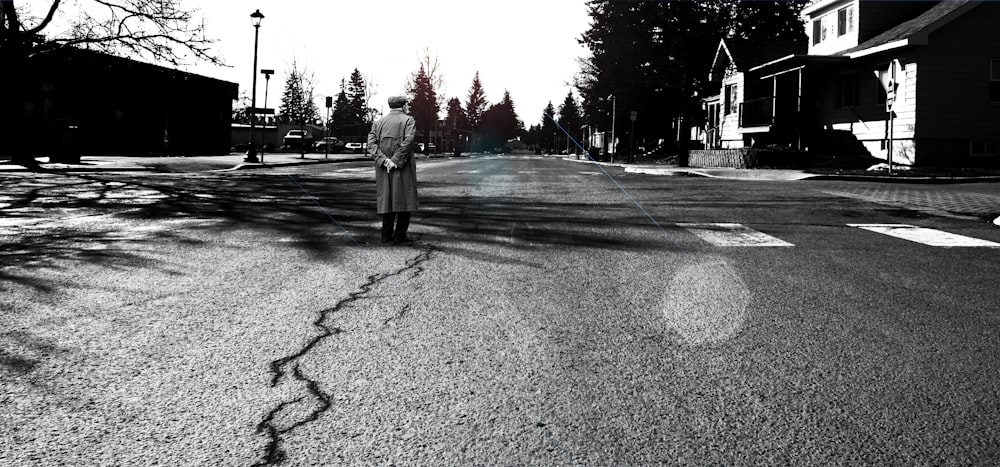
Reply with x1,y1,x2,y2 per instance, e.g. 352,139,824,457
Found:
849,224,1000,247
678,223,794,247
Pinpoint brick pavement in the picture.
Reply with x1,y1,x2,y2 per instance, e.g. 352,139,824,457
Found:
818,184,1000,221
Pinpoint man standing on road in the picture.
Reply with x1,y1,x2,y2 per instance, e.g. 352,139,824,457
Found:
368,95,418,244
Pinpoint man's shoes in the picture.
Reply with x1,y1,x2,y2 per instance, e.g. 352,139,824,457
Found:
381,235,393,243
393,235,412,244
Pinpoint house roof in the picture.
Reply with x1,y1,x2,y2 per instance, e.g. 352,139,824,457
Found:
709,38,806,81
839,0,979,58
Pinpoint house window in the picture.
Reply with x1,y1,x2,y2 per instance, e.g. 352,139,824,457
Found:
812,19,821,45
990,59,1000,103
971,141,1000,156
724,83,738,115
836,71,858,108
837,6,854,36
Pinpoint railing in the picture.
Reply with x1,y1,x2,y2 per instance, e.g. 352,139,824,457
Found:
705,125,722,149
739,97,774,128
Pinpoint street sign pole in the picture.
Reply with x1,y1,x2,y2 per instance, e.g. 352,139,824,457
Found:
875,60,900,174
325,96,333,160
887,60,897,174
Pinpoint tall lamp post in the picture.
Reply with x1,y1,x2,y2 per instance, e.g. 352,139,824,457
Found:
259,68,273,162
245,9,264,163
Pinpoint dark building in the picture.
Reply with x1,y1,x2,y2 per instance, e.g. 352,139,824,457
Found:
3,47,237,160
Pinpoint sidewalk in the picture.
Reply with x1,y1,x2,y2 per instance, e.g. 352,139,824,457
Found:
3,152,997,225
4,151,999,184
0,152,370,173
557,155,1000,226
560,155,1000,183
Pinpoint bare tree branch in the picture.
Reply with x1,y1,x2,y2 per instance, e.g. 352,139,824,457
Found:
9,0,224,66
24,0,60,35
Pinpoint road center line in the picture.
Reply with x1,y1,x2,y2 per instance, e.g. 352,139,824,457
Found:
849,224,1000,247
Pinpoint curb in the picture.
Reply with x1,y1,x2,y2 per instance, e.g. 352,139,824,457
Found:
0,165,156,173
559,156,1000,184
227,157,368,171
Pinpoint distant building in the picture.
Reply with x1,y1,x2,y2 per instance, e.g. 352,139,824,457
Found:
4,47,237,160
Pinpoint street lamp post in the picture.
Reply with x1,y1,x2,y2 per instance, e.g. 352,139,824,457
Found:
245,9,264,163
260,68,273,162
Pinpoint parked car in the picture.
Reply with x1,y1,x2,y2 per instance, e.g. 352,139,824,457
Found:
344,142,367,154
282,129,314,151
314,136,345,152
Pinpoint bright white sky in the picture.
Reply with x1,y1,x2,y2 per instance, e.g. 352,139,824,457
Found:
176,0,593,124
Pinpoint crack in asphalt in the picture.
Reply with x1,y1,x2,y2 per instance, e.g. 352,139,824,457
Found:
382,303,411,327
253,244,436,466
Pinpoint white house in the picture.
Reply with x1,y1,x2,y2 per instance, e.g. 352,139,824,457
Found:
702,0,1000,166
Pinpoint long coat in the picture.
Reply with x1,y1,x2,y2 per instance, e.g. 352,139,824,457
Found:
367,109,418,214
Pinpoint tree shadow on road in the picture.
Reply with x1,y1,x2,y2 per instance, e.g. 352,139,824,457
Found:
0,170,680,381
1,172,672,285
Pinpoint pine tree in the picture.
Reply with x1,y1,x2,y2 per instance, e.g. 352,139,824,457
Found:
524,124,543,152
480,90,522,153
330,79,352,135
445,97,469,155
465,72,488,131
346,69,369,138
407,64,440,148
557,91,583,152
279,61,319,127
445,97,469,132
541,101,558,153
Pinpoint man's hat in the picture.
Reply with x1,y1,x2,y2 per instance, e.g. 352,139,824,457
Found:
388,95,409,108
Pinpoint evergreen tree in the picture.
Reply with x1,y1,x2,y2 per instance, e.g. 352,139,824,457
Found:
557,91,583,152
541,101,558,153
279,60,319,127
480,90,522,153
445,97,469,155
445,97,469,132
232,90,252,124
407,64,440,148
330,79,352,135
345,68,370,138
464,72,488,131
721,1,808,42
523,124,543,152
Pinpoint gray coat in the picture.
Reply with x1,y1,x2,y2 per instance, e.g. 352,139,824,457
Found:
367,109,418,214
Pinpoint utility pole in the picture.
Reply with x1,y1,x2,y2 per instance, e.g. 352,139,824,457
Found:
629,111,637,164
610,94,616,163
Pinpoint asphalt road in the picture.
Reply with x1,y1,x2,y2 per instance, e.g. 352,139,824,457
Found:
2,155,999,465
